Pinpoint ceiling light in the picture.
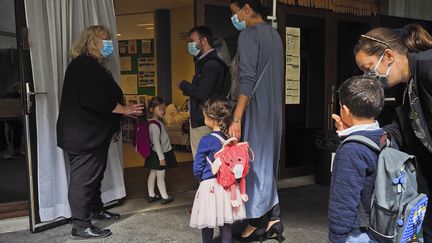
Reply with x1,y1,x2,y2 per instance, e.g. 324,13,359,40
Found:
146,27,154,30
137,23,154,27
117,33,122,36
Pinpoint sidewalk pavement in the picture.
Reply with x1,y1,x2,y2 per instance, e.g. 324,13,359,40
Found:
0,177,330,243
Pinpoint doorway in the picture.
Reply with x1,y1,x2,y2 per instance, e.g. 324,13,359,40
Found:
114,0,197,200
283,14,326,175
0,0,28,220
0,0,40,224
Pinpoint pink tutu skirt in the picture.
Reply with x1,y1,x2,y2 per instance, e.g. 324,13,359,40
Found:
190,178,246,229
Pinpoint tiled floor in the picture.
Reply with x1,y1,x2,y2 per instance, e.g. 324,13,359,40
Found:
124,162,197,199
122,142,193,168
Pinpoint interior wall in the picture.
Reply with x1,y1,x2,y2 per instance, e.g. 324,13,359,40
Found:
170,5,194,108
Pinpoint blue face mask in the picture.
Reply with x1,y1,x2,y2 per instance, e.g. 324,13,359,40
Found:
100,40,114,58
231,10,246,31
187,42,201,57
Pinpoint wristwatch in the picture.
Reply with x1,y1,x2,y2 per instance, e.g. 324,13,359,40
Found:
233,117,241,124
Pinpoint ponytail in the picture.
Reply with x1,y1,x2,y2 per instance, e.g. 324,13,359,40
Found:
399,24,432,53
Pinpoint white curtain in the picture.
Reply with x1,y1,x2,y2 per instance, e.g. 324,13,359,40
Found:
24,0,125,222
387,0,432,21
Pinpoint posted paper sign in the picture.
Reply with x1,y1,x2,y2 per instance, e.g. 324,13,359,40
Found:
120,56,132,71
120,74,138,94
285,27,301,105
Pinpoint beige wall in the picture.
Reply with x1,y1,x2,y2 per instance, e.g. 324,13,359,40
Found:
170,5,195,107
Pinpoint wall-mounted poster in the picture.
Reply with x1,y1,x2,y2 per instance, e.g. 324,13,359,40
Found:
179,32,189,40
119,39,155,96
119,41,128,55
142,40,151,54
120,74,138,94
120,56,132,71
128,40,137,54
137,57,156,87
285,27,301,105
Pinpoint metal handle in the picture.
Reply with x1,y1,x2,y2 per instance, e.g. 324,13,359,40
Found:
27,91,47,95
25,83,47,114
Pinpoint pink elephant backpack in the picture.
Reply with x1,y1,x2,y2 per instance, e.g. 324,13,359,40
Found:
207,133,254,205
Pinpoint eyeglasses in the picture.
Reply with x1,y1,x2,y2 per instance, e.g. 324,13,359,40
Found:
360,34,391,49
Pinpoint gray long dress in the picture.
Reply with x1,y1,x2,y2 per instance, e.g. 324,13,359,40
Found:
237,23,284,219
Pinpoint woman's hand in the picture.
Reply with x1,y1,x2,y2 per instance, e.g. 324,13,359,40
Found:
122,104,144,118
160,160,166,166
331,114,350,132
229,122,242,139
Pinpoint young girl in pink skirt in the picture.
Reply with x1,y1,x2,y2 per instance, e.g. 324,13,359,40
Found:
190,97,246,243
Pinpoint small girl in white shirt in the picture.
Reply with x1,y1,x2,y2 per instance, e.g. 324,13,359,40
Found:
144,96,177,204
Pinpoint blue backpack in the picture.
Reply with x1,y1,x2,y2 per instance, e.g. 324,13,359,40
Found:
343,135,428,243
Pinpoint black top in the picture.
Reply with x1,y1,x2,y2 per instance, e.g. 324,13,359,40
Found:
384,49,432,180
56,55,124,154
179,50,225,128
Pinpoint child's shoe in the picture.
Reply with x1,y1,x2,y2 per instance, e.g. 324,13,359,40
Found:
161,196,174,205
147,195,161,203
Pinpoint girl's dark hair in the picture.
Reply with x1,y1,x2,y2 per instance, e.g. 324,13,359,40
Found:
354,27,408,57
230,0,271,19
149,96,165,111
399,24,432,52
146,96,165,119
338,76,384,119
203,96,232,138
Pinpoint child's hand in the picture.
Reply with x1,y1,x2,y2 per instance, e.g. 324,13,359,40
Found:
160,160,166,166
332,114,350,132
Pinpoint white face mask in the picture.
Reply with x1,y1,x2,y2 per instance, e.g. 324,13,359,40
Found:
364,53,393,88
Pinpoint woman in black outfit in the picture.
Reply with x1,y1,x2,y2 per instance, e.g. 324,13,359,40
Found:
57,25,143,239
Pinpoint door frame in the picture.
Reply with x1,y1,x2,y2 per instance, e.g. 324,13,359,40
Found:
13,0,69,232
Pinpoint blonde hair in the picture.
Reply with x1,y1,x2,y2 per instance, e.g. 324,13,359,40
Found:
70,25,112,60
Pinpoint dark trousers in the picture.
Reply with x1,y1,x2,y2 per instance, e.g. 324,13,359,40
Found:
249,204,281,228
68,142,110,228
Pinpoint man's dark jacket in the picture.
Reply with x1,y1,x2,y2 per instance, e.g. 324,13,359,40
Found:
179,50,225,128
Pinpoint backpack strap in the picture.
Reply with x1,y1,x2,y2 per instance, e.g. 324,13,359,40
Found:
210,133,226,144
342,135,381,152
249,26,275,103
206,133,226,166
148,120,162,145
342,134,388,231
200,56,228,93
148,119,162,131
